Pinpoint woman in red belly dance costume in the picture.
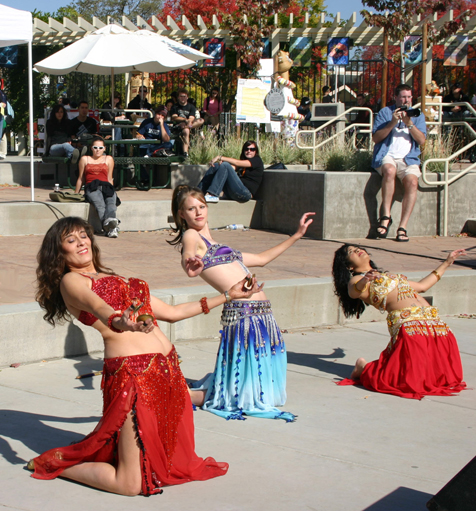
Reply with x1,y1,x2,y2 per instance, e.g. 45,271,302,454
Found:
332,244,467,399
169,185,314,421
29,216,260,496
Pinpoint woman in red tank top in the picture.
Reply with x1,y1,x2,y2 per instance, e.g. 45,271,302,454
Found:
75,135,120,238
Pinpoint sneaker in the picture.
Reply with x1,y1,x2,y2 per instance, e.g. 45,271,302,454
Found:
103,218,118,232
182,152,189,159
80,146,88,158
71,148,80,164
204,193,219,203
107,227,119,238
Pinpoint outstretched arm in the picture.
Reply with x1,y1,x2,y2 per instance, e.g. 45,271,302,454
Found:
150,276,264,323
242,212,315,267
409,249,467,293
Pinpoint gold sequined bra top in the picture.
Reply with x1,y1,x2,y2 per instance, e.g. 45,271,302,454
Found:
78,275,155,326
369,273,417,312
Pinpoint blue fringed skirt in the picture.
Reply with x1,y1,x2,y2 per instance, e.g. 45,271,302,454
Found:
196,300,295,422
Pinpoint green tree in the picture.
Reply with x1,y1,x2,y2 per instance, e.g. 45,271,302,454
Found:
66,0,164,21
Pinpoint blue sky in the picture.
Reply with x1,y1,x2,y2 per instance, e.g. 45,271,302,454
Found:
1,0,366,23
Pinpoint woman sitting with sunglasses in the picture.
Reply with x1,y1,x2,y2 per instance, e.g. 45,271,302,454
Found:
75,135,120,238
197,140,264,203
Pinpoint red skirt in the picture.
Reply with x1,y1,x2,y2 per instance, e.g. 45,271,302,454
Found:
30,348,228,495
338,314,466,400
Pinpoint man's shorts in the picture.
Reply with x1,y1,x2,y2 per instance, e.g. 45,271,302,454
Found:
376,155,421,180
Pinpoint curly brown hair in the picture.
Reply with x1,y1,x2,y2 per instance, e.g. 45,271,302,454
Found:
168,185,206,247
36,217,113,326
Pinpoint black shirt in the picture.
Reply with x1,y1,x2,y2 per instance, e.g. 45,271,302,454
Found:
126,95,152,119
170,102,197,121
237,155,264,197
70,116,98,137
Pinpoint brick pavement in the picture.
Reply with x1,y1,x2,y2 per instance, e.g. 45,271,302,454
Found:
1,185,475,305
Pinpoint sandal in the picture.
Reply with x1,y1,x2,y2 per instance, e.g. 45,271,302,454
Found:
396,227,409,242
376,216,392,239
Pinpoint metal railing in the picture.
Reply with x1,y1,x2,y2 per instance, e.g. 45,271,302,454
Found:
417,101,476,236
295,107,374,168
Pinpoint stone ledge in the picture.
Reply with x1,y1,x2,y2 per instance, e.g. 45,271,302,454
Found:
1,271,474,368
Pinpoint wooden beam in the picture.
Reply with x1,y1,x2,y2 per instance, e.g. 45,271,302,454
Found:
48,18,70,33
182,15,194,30
122,16,138,30
137,16,153,30
344,13,356,32
92,17,106,29
34,18,54,33
62,17,83,32
167,15,180,30
197,15,207,30
77,17,96,32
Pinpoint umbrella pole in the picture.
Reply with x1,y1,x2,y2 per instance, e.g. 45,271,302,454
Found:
111,68,115,141
28,40,34,202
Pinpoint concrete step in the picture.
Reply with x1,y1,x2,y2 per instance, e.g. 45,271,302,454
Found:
0,199,261,236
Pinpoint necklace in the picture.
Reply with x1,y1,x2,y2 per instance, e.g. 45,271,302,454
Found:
82,271,99,276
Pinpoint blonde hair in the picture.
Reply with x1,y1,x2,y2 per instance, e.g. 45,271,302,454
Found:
168,185,206,246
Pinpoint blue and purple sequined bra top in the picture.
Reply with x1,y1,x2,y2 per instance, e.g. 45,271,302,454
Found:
200,235,249,273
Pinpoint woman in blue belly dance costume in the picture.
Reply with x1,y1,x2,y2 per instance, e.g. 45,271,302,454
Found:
169,185,314,421
332,244,467,399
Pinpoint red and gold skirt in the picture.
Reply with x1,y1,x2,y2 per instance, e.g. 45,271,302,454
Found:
338,307,466,399
30,348,228,495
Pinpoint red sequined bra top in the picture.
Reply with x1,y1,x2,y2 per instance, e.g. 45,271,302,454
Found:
78,275,156,326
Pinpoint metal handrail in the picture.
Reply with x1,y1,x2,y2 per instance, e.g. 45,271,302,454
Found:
295,107,374,168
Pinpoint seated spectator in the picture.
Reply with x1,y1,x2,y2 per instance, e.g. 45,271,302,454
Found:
101,91,125,141
46,104,82,163
136,105,173,157
165,98,175,122
126,86,152,121
298,97,312,122
353,93,371,125
443,83,470,117
202,87,223,128
75,135,120,238
198,140,263,203
70,100,98,154
170,88,204,158
322,86,334,103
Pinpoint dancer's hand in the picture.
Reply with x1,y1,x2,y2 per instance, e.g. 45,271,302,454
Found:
446,249,467,265
295,212,315,238
185,255,204,277
228,275,264,300
113,306,155,333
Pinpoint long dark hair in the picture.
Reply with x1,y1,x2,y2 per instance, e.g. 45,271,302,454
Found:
48,104,70,132
332,244,379,319
168,185,206,247
36,217,114,326
240,140,260,160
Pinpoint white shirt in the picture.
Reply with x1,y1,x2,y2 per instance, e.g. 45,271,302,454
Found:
387,122,412,159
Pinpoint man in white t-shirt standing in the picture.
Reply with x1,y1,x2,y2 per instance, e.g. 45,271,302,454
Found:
372,84,427,242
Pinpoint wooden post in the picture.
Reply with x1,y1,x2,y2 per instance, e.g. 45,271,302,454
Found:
382,30,388,107
421,22,428,116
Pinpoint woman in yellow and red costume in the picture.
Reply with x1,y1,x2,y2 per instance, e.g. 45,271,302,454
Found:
30,216,260,496
332,244,467,399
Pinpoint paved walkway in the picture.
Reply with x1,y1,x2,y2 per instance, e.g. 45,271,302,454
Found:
1,185,476,305
0,317,474,511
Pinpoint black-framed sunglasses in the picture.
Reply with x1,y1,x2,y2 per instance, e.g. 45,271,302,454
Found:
92,146,105,150
245,147,257,151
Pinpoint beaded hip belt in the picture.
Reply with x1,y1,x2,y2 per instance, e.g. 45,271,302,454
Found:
220,300,272,326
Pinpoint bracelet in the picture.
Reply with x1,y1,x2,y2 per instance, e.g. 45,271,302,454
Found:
107,312,123,333
224,290,232,303
200,297,210,314
431,270,441,282
354,280,369,294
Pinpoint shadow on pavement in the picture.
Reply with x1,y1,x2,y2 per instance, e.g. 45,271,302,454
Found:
362,486,433,511
0,410,100,464
287,347,354,379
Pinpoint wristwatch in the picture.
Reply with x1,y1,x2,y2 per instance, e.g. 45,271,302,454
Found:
408,123,414,130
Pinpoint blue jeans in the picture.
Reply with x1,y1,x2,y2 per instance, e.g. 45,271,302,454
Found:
85,185,117,225
198,162,252,202
49,142,74,159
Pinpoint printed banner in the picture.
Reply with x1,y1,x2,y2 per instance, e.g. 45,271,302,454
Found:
404,36,422,66
0,45,18,67
290,37,312,67
204,38,225,67
444,36,468,67
327,37,349,66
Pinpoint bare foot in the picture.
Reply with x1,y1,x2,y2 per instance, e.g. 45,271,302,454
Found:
350,358,367,380
189,389,207,407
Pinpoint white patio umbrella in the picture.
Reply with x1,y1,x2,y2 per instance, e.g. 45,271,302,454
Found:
34,24,209,109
